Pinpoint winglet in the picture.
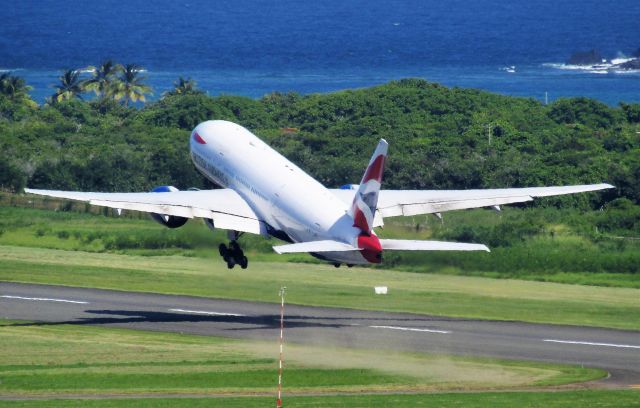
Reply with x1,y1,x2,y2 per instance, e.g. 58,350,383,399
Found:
351,139,388,234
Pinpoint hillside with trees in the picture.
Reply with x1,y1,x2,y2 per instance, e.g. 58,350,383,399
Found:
1,73,639,281
2,76,638,205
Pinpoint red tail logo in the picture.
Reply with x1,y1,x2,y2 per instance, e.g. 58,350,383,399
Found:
351,139,388,234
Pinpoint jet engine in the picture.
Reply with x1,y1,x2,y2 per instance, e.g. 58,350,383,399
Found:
149,186,188,228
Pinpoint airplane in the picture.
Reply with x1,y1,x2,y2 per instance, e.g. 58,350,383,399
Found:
26,120,613,269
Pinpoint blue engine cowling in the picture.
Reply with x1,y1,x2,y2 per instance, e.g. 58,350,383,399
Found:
149,186,188,228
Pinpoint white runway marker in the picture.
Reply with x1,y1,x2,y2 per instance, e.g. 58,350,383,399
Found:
370,325,450,334
1,295,88,304
543,339,640,349
169,308,245,317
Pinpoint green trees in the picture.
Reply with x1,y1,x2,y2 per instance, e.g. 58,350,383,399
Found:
620,102,640,123
1,77,637,278
0,157,26,193
52,69,84,103
113,64,153,106
547,97,619,128
0,72,38,120
1,77,638,208
168,77,200,96
49,61,153,106
0,72,37,108
82,60,122,100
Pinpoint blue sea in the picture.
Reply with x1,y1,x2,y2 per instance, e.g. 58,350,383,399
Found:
1,0,639,105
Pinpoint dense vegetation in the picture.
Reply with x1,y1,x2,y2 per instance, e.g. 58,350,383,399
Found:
1,77,639,202
1,75,639,281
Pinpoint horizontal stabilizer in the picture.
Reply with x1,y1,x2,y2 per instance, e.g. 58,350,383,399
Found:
380,239,490,252
273,240,358,254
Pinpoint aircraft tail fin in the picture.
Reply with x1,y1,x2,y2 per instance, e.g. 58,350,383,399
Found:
351,139,388,234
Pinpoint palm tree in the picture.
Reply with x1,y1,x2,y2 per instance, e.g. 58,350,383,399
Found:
82,60,122,99
52,69,84,103
112,64,152,106
173,76,199,95
0,72,37,107
0,72,9,92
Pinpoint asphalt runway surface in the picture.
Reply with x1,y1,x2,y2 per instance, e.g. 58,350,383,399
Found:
1,282,639,387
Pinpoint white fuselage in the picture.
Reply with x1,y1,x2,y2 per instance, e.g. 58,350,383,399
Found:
190,120,370,264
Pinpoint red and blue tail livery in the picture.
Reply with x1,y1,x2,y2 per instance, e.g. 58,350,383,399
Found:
351,139,388,234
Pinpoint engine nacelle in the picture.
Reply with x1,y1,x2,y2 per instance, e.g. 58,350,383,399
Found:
149,186,188,228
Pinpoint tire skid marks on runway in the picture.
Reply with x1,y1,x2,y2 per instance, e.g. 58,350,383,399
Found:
543,339,640,349
1,295,88,304
169,308,245,317
369,325,451,334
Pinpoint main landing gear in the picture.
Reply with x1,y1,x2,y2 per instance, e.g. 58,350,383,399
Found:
219,239,248,270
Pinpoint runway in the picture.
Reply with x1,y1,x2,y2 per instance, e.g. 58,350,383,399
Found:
2,282,639,386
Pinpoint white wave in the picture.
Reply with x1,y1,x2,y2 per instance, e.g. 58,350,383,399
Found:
544,62,614,72
612,69,640,75
549,63,607,71
611,57,634,65
545,53,640,75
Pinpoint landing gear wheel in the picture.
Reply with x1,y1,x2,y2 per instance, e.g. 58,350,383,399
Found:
219,239,248,269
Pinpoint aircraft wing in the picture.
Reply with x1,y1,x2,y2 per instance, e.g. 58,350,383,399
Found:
331,183,614,219
24,188,264,235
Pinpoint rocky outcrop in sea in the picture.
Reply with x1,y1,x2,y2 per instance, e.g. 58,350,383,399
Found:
565,48,640,72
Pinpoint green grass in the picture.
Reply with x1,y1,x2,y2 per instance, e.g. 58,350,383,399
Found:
1,245,639,330
0,321,603,397
1,391,639,407
1,205,639,288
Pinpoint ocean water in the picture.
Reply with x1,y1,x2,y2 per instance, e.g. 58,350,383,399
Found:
1,0,639,105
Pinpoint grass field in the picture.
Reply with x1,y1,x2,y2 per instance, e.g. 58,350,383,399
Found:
1,204,638,406
0,319,605,398
1,204,639,288
2,391,639,407
1,245,639,331
0,245,640,329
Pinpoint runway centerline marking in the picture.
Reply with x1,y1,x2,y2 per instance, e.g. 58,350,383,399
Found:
169,308,245,317
1,295,88,304
543,339,640,349
369,325,450,334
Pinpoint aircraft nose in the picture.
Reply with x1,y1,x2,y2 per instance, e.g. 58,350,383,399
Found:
192,120,238,146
